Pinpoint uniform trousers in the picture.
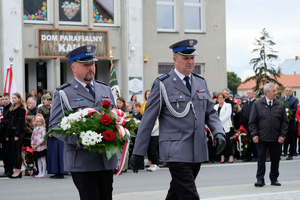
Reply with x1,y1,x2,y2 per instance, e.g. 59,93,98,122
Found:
166,162,201,200
256,141,280,182
71,170,113,200
0,135,14,173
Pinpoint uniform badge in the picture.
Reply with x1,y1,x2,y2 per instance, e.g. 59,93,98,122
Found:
176,101,180,110
189,40,194,46
74,85,78,89
86,45,92,53
197,89,206,93
102,96,109,98
173,77,177,82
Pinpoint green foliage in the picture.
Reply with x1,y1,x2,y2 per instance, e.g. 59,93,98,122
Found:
243,28,283,94
227,71,242,94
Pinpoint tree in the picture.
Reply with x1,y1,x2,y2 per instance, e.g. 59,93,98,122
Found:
227,71,242,94
243,28,282,93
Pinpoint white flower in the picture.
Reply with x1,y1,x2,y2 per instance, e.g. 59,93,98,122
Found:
287,113,289,116
80,131,100,146
82,118,87,122
286,108,289,112
29,164,33,167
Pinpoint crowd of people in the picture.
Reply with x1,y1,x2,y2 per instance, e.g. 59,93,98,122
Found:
208,87,300,164
0,85,299,179
0,89,64,178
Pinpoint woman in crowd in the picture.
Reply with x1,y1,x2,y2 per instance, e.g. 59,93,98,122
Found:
37,94,51,122
214,92,234,163
130,94,137,107
6,93,26,178
141,90,150,114
295,103,300,155
30,89,39,104
116,97,128,112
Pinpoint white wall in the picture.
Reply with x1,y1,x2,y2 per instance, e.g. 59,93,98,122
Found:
1,1,24,96
124,0,144,103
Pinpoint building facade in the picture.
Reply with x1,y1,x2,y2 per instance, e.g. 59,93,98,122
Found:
0,0,227,102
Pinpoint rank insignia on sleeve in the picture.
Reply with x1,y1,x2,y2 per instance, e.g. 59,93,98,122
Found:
157,73,170,81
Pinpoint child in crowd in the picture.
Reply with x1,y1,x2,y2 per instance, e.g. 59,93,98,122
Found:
31,114,47,178
126,102,133,115
24,116,36,176
132,102,142,120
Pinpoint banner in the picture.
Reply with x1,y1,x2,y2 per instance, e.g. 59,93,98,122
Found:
109,61,121,102
4,65,18,99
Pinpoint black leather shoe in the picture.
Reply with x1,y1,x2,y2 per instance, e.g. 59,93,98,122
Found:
254,180,265,187
286,156,293,160
294,153,298,156
251,158,257,162
271,181,281,186
282,153,287,156
0,172,13,178
9,173,22,179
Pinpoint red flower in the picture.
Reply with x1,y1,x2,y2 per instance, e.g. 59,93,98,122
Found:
102,100,111,109
26,159,30,163
103,131,116,142
100,113,112,125
237,125,247,134
242,139,249,143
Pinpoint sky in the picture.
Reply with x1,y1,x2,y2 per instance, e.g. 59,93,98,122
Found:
226,0,300,81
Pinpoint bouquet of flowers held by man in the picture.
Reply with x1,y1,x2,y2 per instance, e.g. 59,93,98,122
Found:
283,99,293,121
230,125,252,156
46,100,138,161
205,124,214,147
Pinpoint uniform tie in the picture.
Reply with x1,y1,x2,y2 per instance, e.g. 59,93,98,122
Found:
184,76,191,93
86,84,95,99
268,100,272,108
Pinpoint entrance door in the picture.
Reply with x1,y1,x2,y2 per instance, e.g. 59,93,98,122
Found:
36,62,47,92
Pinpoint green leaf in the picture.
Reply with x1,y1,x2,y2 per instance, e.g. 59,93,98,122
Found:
64,110,76,116
105,142,119,160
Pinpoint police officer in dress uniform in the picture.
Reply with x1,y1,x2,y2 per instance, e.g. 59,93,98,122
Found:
130,39,226,200
49,45,117,200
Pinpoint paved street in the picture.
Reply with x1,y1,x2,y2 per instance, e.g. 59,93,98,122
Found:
0,157,299,200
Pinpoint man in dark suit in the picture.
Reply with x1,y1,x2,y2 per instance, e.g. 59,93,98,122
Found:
49,45,117,200
249,83,288,187
240,89,257,162
130,39,226,200
0,93,14,177
280,86,299,160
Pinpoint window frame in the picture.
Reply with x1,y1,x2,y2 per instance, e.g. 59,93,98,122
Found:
23,0,53,24
184,0,205,33
158,62,204,75
156,0,177,32
93,0,120,27
58,0,87,25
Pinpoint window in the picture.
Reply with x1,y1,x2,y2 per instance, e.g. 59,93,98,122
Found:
59,0,85,24
158,63,202,75
158,63,174,74
157,0,176,31
23,0,51,23
93,0,116,25
184,0,204,32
